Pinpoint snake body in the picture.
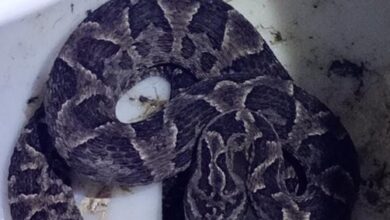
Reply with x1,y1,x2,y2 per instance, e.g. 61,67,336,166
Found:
8,0,360,219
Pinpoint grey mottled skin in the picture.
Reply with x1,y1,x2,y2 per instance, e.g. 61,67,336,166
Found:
8,0,360,219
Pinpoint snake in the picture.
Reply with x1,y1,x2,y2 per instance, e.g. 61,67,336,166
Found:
7,0,360,219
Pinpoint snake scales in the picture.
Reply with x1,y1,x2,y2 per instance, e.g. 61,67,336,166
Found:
7,0,360,219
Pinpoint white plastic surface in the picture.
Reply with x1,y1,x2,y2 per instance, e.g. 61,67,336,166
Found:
0,0,60,25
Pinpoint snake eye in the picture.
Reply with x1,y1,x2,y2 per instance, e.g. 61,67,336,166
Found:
282,149,307,196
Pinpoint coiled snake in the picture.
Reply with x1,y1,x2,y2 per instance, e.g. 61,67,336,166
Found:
7,0,360,219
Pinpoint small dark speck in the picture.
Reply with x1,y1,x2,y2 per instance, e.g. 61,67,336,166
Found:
271,31,283,43
328,59,366,79
313,4,318,9
27,96,39,104
70,3,74,13
52,16,64,28
328,59,367,96
308,36,314,39
139,96,150,103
